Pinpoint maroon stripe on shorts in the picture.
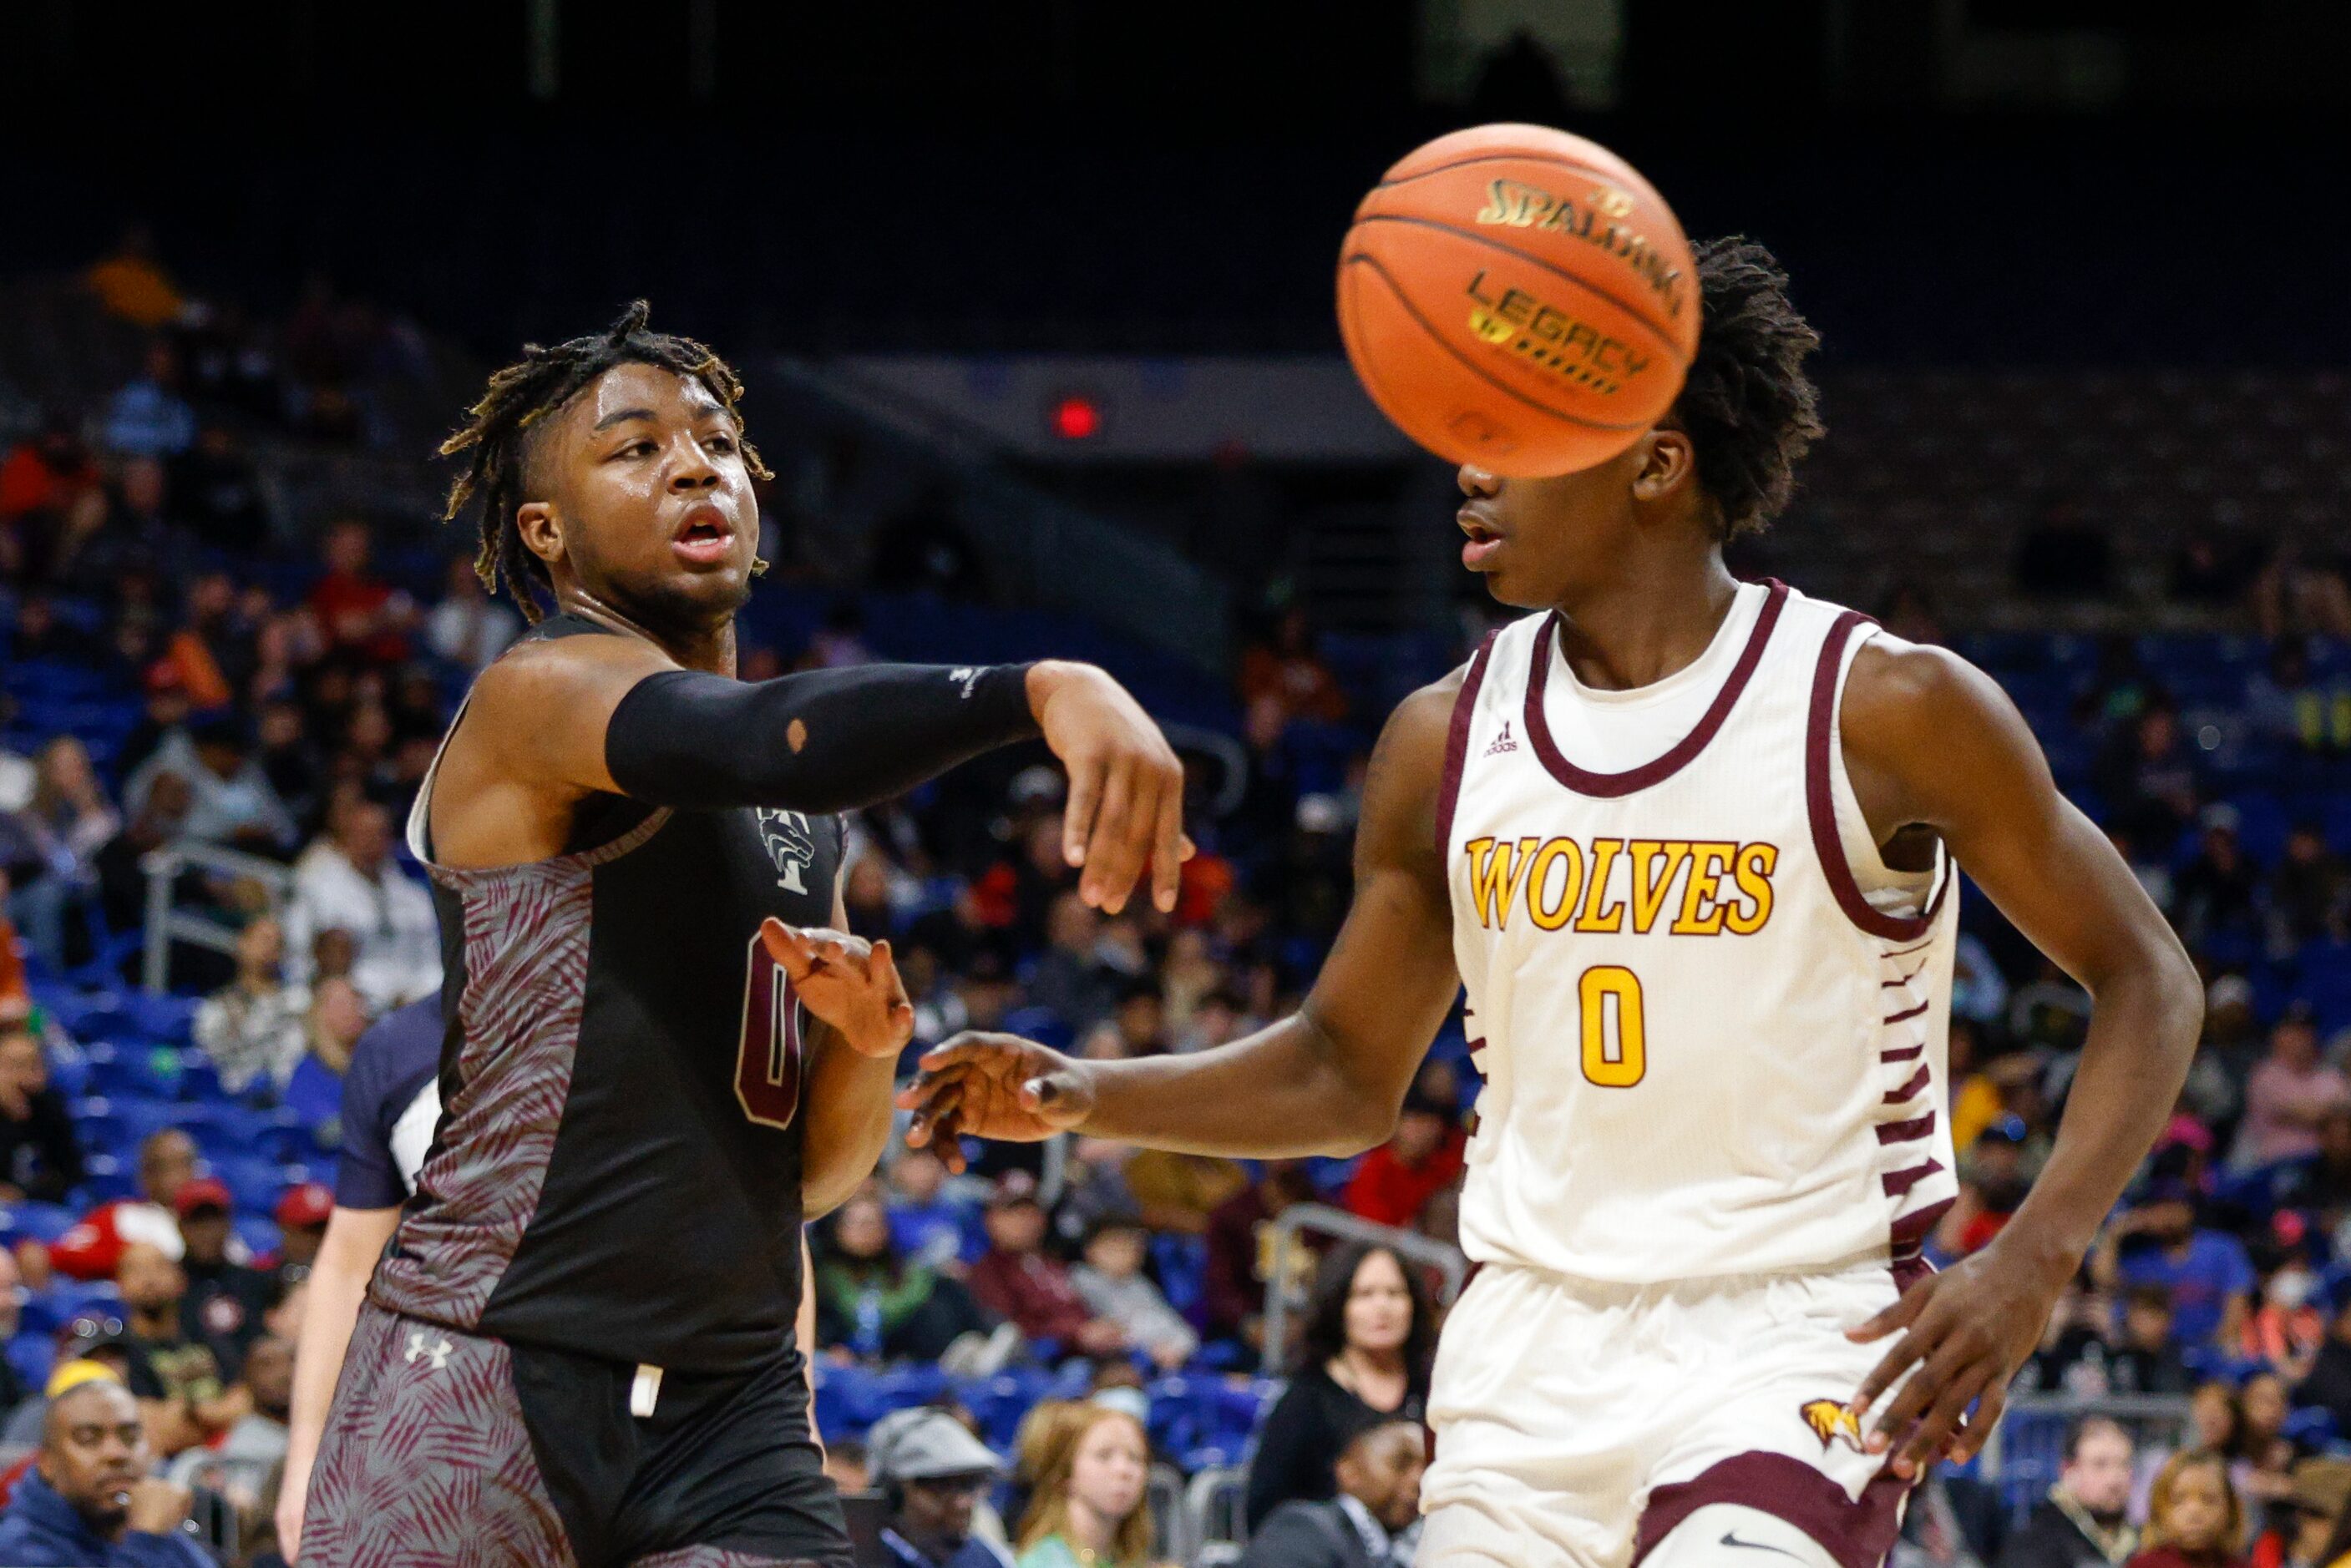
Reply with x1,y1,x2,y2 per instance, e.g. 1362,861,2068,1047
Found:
1879,1044,1924,1064
1633,1453,1912,1568
1892,1196,1956,1253
1882,999,1930,1024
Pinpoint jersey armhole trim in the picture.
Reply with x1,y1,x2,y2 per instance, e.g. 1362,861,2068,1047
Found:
1522,578,1789,799
1806,611,1948,941
1434,631,1500,864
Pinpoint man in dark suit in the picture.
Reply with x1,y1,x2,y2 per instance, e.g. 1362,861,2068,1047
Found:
1241,1419,1424,1568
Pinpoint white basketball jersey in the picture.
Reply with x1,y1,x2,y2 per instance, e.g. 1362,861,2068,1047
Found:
1438,579,1958,1284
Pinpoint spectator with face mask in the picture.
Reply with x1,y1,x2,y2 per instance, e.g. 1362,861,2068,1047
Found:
0,1374,211,1567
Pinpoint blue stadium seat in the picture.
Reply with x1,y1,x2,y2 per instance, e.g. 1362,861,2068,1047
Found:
7,1333,55,1393
76,1152,137,1202
0,1201,81,1247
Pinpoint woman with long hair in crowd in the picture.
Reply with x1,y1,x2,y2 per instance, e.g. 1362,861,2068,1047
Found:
1015,1401,1158,1568
2130,1450,2246,1568
1243,1240,1433,1530
813,1187,996,1363
8,735,119,973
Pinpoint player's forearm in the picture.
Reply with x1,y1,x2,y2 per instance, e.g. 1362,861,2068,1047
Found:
604,660,1039,812
2002,938,2202,1272
285,1209,398,1503
801,1027,897,1216
1079,1008,1405,1157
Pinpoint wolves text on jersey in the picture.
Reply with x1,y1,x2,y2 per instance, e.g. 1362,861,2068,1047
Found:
1462,834,1779,936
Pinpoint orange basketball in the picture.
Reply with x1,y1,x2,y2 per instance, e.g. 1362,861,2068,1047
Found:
1337,124,1701,478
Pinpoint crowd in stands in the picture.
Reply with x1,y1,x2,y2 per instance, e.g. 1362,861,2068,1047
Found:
3,245,2351,1565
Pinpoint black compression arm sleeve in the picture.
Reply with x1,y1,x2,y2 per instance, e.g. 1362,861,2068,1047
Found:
604,661,1039,813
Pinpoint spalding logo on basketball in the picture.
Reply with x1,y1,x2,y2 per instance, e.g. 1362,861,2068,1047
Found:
1337,124,1701,478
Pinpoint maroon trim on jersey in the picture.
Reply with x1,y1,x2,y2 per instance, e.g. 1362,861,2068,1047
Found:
1520,579,1789,799
1892,1249,1938,1292
1883,1065,1931,1104
1633,1453,1911,1568
1882,999,1931,1025
1879,969,1925,989
1879,1043,1925,1063
1892,1197,1956,1254
1879,938,1937,961
1882,1159,1945,1197
1876,1110,1938,1146
1806,611,1952,940
1435,631,1501,864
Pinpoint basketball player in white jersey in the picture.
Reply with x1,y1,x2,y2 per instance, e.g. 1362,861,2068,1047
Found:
898,238,2202,1568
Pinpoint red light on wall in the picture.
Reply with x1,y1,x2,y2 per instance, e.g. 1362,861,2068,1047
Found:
1049,393,1103,440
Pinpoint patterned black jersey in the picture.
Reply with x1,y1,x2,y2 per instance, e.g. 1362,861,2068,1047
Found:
383,614,841,1375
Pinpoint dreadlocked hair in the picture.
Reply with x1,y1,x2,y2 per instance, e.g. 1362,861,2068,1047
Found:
438,300,772,622
1672,237,1825,539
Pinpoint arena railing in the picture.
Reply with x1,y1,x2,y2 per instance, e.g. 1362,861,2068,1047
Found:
139,839,295,994
1259,1204,1467,1377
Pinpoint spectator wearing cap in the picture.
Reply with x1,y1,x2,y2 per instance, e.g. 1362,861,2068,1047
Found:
0,1021,84,1204
171,1179,268,1377
2094,1180,2256,1351
2176,805,2263,954
1239,1417,1426,1568
123,716,296,855
1340,1079,1466,1232
2250,1457,2351,1568
1995,1416,2137,1568
165,1335,291,1515
192,914,309,1097
0,1374,211,1567
869,1407,1015,1568
2233,1006,2348,1173
273,1184,332,1277
50,1132,195,1283
1070,1214,1195,1373
966,1173,1123,1360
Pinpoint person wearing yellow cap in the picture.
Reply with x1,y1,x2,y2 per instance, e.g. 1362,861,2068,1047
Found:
0,1374,210,1565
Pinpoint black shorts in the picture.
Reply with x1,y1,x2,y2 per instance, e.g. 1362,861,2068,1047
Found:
304,1302,851,1568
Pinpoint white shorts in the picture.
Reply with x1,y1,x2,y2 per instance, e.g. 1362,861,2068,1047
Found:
1419,1258,1921,1568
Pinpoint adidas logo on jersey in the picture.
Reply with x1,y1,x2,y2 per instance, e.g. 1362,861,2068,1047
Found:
1482,721,1518,757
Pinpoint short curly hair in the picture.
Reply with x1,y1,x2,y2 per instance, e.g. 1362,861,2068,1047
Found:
1673,236,1825,539
438,301,769,622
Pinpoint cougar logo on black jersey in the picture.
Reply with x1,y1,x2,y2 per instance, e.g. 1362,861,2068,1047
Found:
754,809,818,893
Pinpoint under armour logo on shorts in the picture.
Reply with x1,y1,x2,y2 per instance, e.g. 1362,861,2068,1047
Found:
404,1329,453,1371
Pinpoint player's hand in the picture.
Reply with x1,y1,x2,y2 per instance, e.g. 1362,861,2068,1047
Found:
895,1032,1096,1171
1026,661,1192,916
1845,1235,2069,1479
124,1476,191,1535
760,920,914,1060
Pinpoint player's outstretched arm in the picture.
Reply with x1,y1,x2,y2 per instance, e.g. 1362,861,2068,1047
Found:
899,673,1465,1161
442,635,1186,910
1835,637,2202,1478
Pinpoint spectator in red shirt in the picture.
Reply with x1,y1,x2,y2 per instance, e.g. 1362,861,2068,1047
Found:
305,518,413,664
0,415,102,525
1340,1084,1466,1232
965,1172,1122,1358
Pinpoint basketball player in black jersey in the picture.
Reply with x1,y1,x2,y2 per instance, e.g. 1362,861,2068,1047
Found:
293,305,1188,1568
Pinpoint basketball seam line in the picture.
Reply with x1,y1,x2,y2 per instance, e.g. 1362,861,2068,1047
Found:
1345,252,1640,435
1369,148,1645,196
1346,212,1694,368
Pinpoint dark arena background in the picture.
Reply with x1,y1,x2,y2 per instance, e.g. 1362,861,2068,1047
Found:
3,4,2351,1564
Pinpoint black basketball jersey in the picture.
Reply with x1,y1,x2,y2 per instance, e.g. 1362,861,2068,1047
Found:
375,613,841,1375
